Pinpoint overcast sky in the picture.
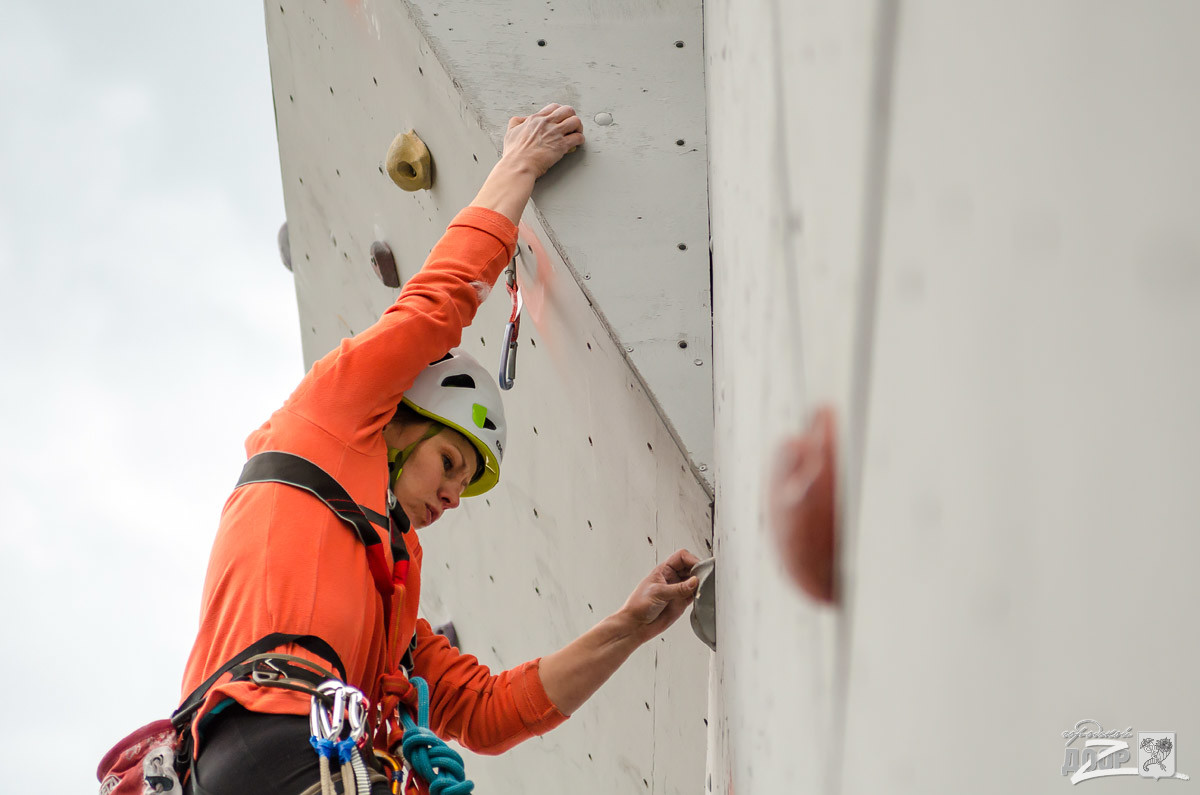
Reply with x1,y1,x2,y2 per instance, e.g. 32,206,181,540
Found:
0,3,303,790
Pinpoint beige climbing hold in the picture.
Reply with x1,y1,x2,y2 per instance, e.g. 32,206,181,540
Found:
385,130,433,191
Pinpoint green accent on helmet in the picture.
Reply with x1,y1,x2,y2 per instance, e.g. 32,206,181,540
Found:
387,424,442,486
400,396,500,497
471,403,488,429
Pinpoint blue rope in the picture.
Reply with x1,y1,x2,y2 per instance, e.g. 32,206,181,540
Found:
399,677,474,795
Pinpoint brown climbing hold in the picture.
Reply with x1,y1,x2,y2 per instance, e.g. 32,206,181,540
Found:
768,406,837,604
385,130,434,191
370,241,400,288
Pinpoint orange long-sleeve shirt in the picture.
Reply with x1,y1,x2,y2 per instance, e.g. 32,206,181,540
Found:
180,206,567,758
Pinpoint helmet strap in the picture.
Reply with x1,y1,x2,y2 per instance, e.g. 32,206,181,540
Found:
387,423,444,486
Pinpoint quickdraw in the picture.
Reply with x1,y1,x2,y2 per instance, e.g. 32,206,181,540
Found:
310,680,371,795
498,257,522,390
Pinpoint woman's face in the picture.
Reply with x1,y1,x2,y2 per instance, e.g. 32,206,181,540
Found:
389,424,480,529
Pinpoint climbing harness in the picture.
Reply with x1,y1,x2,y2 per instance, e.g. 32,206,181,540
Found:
100,449,473,795
310,681,372,795
498,257,522,390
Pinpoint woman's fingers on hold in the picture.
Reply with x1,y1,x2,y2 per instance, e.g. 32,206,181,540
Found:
547,104,577,123
555,115,584,135
508,116,527,130
533,103,561,117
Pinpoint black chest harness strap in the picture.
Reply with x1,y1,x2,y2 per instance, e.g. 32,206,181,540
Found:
173,451,415,772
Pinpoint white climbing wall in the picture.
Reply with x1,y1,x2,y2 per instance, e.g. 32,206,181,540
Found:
708,1,1200,793
265,1,712,793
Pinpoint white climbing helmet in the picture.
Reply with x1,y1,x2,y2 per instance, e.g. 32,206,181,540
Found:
400,348,506,497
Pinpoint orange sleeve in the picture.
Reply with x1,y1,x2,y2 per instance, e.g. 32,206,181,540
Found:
410,619,568,755
284,206,518,448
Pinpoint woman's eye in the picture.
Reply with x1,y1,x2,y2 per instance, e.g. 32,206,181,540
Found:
443,455,453,471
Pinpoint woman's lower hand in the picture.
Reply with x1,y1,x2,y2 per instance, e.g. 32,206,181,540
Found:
501,103,585,178
617,548,701,644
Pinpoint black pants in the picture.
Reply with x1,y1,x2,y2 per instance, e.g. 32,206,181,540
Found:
191,705,391,795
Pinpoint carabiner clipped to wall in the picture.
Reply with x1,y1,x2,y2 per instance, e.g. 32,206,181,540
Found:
498,257,522,390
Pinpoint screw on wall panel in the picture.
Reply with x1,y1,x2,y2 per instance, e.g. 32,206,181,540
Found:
694,359,703,366
373,77,377,85
370,241,401,288
588,436,593,445
418,67,423,75
289,94,293,102
647,443,653,452
625,345,634,352
586,342,592,350
583,273,591,280
699,464,708,472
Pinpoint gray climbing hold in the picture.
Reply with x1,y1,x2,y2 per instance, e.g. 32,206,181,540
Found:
433,620,459,649
278,222,292,272
689,556,716,651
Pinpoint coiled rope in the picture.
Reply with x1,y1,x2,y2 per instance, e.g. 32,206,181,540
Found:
399,677,474,795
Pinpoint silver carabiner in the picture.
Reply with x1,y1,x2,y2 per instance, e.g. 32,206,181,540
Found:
499,321,518,390
346,690,368,743
310,680,347,740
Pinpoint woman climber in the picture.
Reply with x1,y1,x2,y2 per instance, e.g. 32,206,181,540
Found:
177,103,702,794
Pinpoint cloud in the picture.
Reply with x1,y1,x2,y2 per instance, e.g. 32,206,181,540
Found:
0,4,304,791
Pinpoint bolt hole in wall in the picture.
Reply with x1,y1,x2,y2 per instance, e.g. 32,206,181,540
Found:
675,40,685,47
537,39,546,46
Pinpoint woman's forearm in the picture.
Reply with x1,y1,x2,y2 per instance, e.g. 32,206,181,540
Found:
537,612,644,716
471,157,538,226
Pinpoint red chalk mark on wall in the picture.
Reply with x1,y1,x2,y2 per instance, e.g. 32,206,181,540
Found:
517,222,555,327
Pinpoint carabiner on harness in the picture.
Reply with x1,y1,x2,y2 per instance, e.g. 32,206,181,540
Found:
310,681,371,795
498,257,522,391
